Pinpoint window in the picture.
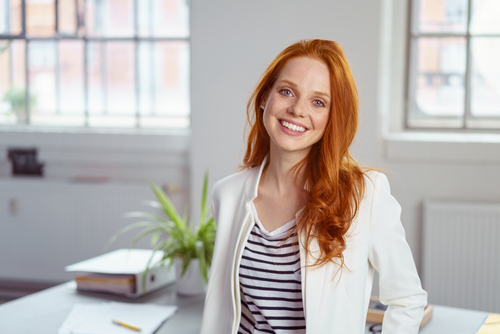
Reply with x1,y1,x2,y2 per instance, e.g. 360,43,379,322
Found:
406,0,500,130
0,0,189,129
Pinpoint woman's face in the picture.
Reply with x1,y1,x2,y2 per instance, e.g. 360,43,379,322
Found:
262,56,331,158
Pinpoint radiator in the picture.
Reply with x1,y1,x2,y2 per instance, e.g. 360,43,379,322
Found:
423,200,500,313
0,179,186,283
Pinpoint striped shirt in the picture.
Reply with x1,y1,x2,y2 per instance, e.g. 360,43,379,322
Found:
238,202,306,334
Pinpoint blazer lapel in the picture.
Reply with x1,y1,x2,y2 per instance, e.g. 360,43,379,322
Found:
243,156,268,204
245,157,355,333
300,233,327,334
301,232,355,334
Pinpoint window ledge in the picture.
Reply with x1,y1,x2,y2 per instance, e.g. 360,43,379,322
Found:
383,131,500,164
0,125,191,153
0,125,191,182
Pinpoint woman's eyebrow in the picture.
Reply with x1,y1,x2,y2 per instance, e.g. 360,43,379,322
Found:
313,91,331,101
277,79,331,101
277,79,298,87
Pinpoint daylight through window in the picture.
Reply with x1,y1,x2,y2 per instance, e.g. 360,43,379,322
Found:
0,0,190,129
407,0,500,130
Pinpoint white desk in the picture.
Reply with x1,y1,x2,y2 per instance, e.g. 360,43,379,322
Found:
365,305,488,334
0,282,204,334
0,281,490,334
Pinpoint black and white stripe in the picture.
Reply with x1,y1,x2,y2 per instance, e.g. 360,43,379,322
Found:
238,203,306,334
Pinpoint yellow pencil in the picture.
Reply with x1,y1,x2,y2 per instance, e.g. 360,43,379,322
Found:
112,318,142,332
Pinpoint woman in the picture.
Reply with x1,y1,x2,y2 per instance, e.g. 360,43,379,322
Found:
201,39,427,334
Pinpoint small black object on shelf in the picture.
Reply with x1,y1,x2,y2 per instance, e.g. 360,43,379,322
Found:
7,148,44,176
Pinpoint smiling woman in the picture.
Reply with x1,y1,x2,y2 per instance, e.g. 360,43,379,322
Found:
201,40,427,334
261,57,331,159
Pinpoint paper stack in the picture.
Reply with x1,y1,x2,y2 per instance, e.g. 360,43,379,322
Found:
58,301,177,334
65,249,176,297
74,273,136,295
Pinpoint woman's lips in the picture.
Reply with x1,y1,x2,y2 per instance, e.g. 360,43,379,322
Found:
279,119,308,136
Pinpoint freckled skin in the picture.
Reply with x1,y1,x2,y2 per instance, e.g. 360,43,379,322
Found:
262,56,331,160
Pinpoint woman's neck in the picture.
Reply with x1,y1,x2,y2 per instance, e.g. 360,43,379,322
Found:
262,149,307,196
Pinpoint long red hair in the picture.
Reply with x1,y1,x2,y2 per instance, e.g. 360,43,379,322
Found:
242,39,366,268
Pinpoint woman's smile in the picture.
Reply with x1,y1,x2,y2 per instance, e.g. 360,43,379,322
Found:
203,39,427,334
279,119,308,135
262,56,331,157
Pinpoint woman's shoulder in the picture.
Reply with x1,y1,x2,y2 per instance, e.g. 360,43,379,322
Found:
359,169,392,200
213,166,260,197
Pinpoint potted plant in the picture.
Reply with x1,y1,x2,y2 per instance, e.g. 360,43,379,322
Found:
110,171,216,295
2,86,37,121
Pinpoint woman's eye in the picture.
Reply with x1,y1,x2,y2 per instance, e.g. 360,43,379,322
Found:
314,100,325,107
279,89,292,96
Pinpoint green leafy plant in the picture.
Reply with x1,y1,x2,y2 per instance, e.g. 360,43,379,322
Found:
109,171,216,285
2,86,37,118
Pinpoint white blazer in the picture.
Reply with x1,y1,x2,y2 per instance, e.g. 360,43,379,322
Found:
200,160,427,334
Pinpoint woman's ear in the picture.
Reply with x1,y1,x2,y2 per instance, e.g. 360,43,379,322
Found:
260,92,269,111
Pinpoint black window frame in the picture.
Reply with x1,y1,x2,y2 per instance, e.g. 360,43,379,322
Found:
0,0,190,128
405,0,500,131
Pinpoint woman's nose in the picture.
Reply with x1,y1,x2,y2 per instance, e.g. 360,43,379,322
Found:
289,99,307,117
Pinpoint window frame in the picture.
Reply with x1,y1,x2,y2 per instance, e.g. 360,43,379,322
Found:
380,0,500,164
405,0,500,132
0,0,190,129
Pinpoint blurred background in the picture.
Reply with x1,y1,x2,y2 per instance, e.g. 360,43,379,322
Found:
0,0,499,314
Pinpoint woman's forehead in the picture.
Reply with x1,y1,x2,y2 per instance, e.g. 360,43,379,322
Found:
274,57,331,97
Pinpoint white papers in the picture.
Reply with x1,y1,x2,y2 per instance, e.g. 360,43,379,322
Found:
65,249,165,274
65,250,176,298
58,302,177,334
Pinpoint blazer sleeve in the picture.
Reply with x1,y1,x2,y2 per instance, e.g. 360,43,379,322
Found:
211,181,220,226
367,173,428,334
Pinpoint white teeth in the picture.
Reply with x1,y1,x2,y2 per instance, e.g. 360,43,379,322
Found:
281,120,305,132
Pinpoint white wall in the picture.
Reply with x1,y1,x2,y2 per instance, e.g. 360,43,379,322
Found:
190,0,382,215
190,0,500,293
1,0,499,295
0,131,190,283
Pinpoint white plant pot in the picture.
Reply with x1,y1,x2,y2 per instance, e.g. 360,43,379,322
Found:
175,258,207,295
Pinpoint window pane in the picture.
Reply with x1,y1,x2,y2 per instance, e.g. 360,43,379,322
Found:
29,41,85,126
77,0,85,37
88,41,137,120
59,40,84,114
470,38,500,117
138,41,189,117
11,40,25,88
1,0,189,129
0,0,22,35
470,0,500,34
409,37,466,127
138,42,153,115
416,0,468,33
0,40,26,124
86,0,134,37
31,43,85,126
87,42,105,114
58,0,77,35
106,42,135,115
28,41,56,118
153,41,189,116
26,0,56,37
0,41,10,91
138,0,189,38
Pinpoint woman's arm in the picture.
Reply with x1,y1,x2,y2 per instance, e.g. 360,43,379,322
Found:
368,173,428,334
